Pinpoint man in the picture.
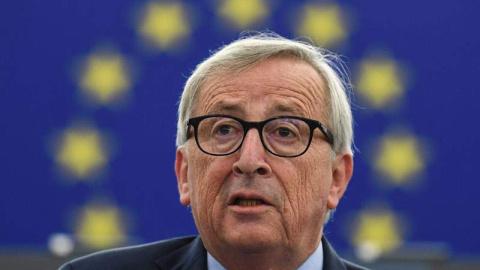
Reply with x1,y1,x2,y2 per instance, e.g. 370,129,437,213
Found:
59,33,366,270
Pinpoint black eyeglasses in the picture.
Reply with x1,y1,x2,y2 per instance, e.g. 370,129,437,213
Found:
187,114,334,158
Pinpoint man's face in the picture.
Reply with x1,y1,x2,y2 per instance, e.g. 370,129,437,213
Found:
175,57,352,258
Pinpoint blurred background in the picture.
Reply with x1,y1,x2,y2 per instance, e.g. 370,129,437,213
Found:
1,0,480,269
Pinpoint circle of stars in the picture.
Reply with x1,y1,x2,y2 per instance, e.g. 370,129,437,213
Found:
45,0,433,258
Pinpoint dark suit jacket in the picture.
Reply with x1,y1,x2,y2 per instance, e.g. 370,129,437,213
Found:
59,236,368,270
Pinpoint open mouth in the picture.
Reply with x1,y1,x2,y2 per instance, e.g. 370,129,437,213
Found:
234,198,266,206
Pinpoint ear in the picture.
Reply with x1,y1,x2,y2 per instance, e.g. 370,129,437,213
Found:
327,152,354,210
175,146,191,206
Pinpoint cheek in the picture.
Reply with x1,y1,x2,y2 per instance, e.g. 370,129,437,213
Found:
304,157,331,198
187,151,233,218
188,153,216,205
303,143,333,190
280,150,332,221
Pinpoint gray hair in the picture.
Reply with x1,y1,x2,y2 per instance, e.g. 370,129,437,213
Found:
176,32,354,156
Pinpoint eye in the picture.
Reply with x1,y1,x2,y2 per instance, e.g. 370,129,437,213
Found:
277,127,295,138
216,125,233,136
268,125,299,141
264,118,305,144
210,119,242,139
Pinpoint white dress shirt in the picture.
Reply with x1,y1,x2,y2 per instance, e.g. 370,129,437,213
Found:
207,241,324,270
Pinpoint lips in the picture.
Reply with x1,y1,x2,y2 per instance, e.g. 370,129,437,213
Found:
234,198,265,206
228,192,271,207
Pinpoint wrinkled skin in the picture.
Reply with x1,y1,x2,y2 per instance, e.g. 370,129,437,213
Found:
175,57,353,270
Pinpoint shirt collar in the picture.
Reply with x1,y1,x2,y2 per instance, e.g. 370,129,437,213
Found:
207,241,324,270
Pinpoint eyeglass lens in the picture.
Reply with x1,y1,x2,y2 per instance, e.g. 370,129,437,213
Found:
195,116,311,156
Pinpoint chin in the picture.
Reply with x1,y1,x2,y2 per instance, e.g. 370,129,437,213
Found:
221,227,283,254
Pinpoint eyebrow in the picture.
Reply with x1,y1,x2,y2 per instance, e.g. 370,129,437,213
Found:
274,104,300,114
207,102,244,115
207,102,304,117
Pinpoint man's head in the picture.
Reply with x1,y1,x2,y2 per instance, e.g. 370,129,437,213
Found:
174,33,354,269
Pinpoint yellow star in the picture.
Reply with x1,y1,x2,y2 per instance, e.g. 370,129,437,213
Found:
139,1,190,50
80,52,131,104
55,127,107,179
218,0,268,29
75,203,126,249
296,3,347,49
355,57,404,109
375,134,424,184
352,208,402,257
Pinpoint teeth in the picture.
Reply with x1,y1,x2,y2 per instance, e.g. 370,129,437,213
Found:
235,198,264,206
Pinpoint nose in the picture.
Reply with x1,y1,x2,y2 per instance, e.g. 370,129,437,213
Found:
232,128,272,177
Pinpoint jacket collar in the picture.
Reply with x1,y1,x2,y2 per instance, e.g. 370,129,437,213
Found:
154,236,345,270
322,236,348,270
155,236,208,270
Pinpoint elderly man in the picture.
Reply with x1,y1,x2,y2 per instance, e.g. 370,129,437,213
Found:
59,33,366,270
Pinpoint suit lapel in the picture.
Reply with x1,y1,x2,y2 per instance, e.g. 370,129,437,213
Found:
155,236,208,270
322,237,347,270
154,236,346,270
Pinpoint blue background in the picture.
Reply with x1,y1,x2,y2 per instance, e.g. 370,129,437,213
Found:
1,0,479,258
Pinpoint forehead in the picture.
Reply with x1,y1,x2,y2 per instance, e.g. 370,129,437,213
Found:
194,57,328,120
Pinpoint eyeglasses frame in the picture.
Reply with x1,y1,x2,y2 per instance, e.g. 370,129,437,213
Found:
187,114,334,158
